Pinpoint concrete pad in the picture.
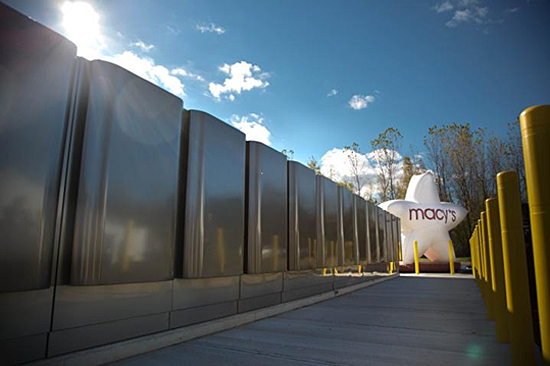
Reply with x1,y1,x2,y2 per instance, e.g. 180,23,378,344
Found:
112,276,511,366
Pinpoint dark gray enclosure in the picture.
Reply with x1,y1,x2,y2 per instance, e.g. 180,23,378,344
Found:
288,161,317,271
245,141,287,273
316,176,339,268
385,211,395,262
0,5,398,364
339,187,358,266
355,195,368,264
368,203,379,263
0,4,76,292
0,4,77,364
393,216,401,262
181,110,246,278
378,207,386,262
69,60,182,285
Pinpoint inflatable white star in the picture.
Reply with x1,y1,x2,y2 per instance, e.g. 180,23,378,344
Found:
379,172,468,264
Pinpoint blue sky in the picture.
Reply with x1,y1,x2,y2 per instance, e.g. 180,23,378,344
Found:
6,0,550,169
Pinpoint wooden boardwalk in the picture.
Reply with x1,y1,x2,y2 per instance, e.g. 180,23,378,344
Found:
112,276,511,365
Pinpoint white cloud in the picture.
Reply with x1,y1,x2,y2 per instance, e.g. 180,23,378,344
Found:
327,89,338,97
445,6,488,27
319,148,378,198
431,0,490,28
197,23,226,35
167,25,182,35
433,1,453,13
505,7,519,13
61,1,105,60
209,61,270,101
229,113,271,146
348,94,375,110
131,40,154,52
171,67,205,82
60,2,190,98
102,51,185,97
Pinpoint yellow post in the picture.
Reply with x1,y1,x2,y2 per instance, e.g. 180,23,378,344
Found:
520,105,550,363
358,264,362,274
469,238,475,279
414,240,420,275
389,262,394,273
486,198,509,343
481,212,495,319
497,171,535,365
477,223,486,297
448,240,455,275
322,268,327,276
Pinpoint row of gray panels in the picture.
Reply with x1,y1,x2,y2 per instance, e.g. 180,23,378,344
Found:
0,4,400,365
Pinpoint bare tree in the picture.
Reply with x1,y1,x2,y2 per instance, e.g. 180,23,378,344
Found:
370,127,403,201
343,142,369,196
307,155,321,174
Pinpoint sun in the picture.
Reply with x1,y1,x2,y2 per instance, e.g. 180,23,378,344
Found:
61,1,103,59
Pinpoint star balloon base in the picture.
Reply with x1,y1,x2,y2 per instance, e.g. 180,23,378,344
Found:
399,262,461,273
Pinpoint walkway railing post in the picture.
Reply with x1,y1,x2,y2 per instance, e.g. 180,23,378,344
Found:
448,240,455,275
486,198,509,343
481,212,495,319
520,105,550,363
414,240,420,275
497,171,535,365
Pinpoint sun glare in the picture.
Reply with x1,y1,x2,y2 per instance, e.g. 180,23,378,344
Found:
61,1,103,59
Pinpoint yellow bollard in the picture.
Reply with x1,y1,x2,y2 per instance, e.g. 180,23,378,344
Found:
414,240,420,275
497,171,535,365
520,105,550,363
477,227,484,285
358,264,362,274
448,240,455,275
481,212,495,320
322,268,327,276
477,223,486,296
469,238,475,279
486,198,510,343
389,262,394,274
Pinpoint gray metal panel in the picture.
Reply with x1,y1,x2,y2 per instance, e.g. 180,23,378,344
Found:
69,60,182,285
355,196,367,264
378,208,386,262
396,217,402,262
52,281,172,330
287,161,317,271
367,203,378,263
316,176,339,268
0,333,47,366
339,188,358,266
172,276,240,310
238,293,282,313
385,211,393,262
0,288,52,340
0,4,76,292
182,110,245,278
245,142,287,274
283,270,333,291
170,301,238,329
49,313,169,357
240,273,283,299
